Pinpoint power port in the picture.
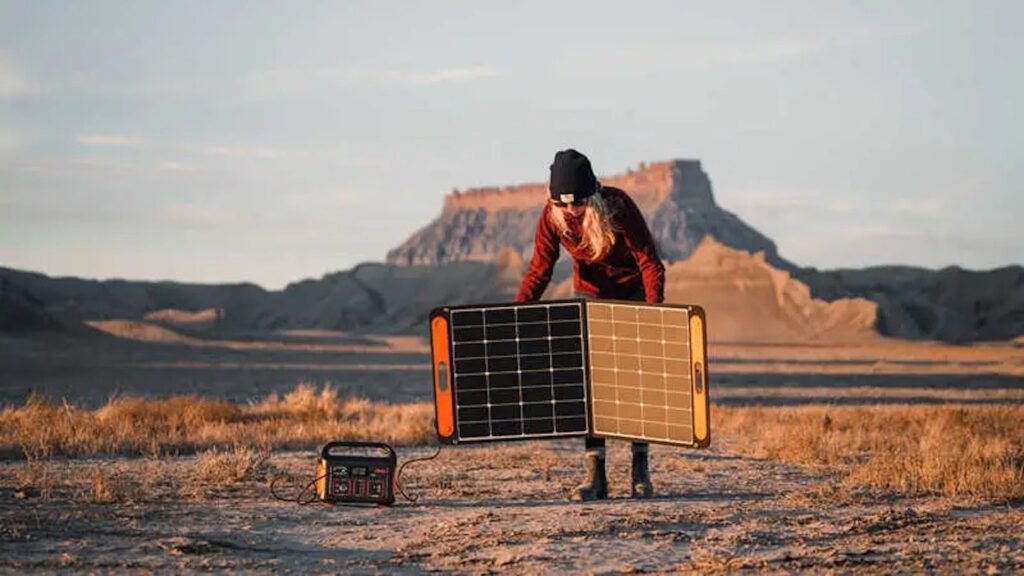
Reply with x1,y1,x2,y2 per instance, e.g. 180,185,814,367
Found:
438,361,449,392
694,362,704,394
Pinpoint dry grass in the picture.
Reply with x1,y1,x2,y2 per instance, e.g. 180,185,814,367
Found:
193,446,271,485
0,383,434,459
713,404,1024,500
4,387,1022,501
10,450,277,504
87,464,134,503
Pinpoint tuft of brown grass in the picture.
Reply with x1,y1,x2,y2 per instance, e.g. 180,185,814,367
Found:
193,446,271,485
0,383,434,459
87,464,134,503
713,404,1024,500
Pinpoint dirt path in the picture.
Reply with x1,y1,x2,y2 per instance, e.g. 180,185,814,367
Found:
2,441,1021,574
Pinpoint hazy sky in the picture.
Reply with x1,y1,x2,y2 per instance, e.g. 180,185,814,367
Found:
1,1,1021,288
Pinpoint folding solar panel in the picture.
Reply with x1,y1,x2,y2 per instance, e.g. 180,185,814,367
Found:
430,299,709,448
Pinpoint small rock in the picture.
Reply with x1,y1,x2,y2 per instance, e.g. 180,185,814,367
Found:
14,486,39,499
494,551,517,566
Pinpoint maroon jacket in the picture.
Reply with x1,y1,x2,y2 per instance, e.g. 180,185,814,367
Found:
515,187,665,303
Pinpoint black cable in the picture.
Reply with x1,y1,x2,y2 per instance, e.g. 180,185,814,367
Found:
396,444,443,503
270,473,325,505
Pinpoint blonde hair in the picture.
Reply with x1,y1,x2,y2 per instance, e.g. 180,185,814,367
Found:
548,189,618,262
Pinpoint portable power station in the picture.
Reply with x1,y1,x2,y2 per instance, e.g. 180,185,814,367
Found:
314,441,397,505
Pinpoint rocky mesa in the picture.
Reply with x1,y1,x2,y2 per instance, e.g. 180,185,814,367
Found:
387,160,795,272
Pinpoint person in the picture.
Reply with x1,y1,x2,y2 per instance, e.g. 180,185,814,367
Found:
515,148,666,500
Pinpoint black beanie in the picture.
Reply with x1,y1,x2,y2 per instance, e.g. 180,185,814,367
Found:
549,149,598,203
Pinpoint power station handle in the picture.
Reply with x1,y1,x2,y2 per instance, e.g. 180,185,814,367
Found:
320,441,396,459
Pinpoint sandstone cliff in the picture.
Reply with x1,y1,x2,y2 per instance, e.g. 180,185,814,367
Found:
544,239,877,342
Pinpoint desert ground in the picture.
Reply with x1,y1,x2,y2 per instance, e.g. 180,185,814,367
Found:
1,324,1022,573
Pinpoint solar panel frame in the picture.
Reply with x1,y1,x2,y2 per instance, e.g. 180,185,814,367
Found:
585,297,704,446
430,298,709,448
432,299,592,444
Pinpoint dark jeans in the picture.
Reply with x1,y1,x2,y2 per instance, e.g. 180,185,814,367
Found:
576,289,648,455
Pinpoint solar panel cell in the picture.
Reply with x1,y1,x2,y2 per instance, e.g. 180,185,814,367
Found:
457,390,486,405
484,308,515,324
491,421,522,436
518,323,549,339
455,342,485,357
519,355,547,371
451,310,483,326
549,305,580,321
516,306,548,322
456,375,485,392
557,418,586,432
554,385,585,401
550,337,581,353
523,403,553,418
486,324,517,340
487,341,518,356
553,368,584,384
454,326,484,342
488,356,519,373
518,338,550,354
552,353,583,369
524,420,554,434
490,389,520,404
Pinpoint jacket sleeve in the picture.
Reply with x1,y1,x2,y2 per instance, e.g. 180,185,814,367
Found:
515,205,561,302
619,194,665,303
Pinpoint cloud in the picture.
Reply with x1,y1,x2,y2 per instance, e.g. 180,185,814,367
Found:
204,145,287,160
69,157,139,170
729,187,949,224
158,161,197,173
0,124,19,153
887,197,947,219
727,188,858,220
159,202,233,227
413,65,498,85
247,64,498,93
0,52,36,100
76,134,147,147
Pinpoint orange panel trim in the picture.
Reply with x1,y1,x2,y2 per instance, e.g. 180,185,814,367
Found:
690,313,709,445
431,315,455,439
315,459,326,500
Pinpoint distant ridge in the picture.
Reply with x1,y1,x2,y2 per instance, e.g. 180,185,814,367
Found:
3,158,1022,343
0,242,874,343
796,264,1024,343
3,247,1022,342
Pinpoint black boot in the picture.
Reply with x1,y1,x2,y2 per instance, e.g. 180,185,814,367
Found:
631,442,653,498
570,439,607,501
